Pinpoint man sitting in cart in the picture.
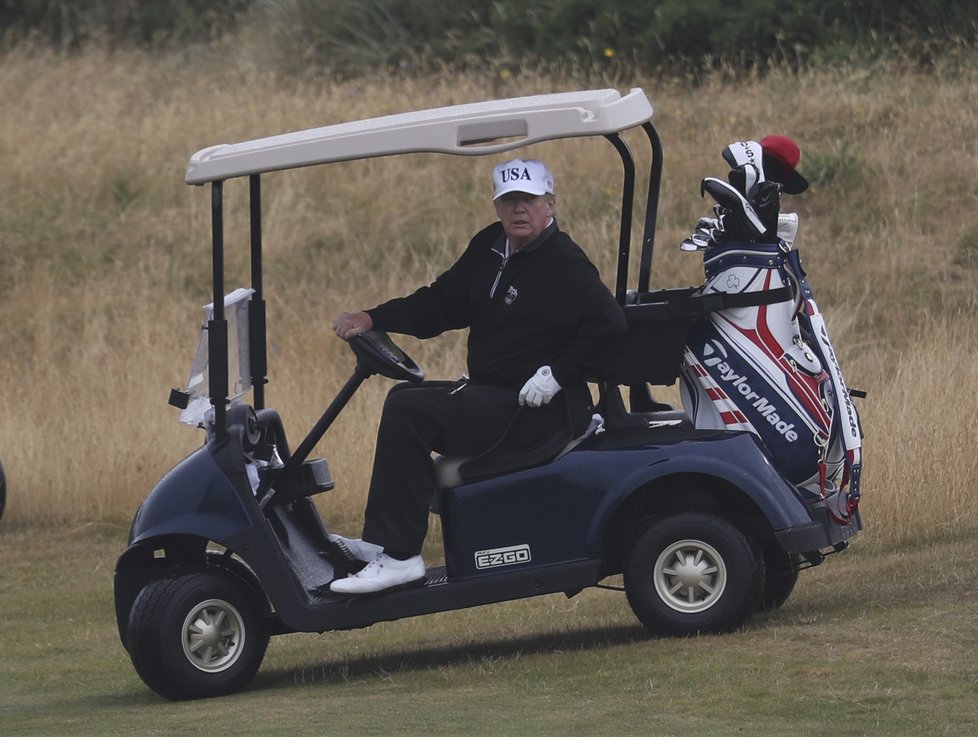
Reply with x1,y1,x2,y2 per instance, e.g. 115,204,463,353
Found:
329,157,627,595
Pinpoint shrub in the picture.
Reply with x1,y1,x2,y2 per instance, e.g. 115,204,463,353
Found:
245,0,978,77
1,0,975,73
0,0,250,48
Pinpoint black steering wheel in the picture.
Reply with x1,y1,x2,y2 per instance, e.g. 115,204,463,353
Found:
349,330,425,383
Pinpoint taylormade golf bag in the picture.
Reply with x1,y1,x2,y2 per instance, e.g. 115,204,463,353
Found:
679,141,863,523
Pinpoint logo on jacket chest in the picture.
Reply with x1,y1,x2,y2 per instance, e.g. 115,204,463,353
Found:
504,285,518,305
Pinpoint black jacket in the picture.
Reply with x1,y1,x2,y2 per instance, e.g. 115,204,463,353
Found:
367,220,626,390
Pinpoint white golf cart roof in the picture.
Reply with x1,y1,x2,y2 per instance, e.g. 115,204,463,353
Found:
185,88,653,185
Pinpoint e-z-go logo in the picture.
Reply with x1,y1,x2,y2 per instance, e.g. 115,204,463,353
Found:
474,544,532,570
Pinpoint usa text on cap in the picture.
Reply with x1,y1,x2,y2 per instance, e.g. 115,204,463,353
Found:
492,158,555,200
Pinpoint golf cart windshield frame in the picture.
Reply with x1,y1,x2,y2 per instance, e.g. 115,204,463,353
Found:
186,88,664,440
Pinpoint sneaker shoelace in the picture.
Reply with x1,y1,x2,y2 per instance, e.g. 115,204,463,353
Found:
357,557,384,578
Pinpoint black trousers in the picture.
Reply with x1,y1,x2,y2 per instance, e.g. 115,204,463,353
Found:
360,380,582,558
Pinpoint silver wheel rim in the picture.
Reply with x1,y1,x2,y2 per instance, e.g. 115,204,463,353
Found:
181,598,246,673
653,539,728,614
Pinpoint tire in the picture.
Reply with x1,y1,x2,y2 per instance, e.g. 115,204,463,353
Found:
0,459,6,520
126,571,269,700
758,545,800,612
624,513,765,637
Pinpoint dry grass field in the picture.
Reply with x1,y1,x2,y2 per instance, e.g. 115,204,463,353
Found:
1,42,977,552
3,40,978,734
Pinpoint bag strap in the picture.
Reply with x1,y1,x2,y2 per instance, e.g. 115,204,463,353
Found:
626,285,794,320
785,249,863,513
707,285,795,310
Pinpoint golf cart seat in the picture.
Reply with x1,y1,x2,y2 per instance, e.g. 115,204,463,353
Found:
432,289,706,490
590,287,708,430
432,408,604,491
593,280,799,430
432,391,595,490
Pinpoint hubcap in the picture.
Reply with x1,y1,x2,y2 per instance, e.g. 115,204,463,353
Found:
653,539,727,613
181,598,246,673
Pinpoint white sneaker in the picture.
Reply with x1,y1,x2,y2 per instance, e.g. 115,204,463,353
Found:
329,553,425,595
327,534,383,563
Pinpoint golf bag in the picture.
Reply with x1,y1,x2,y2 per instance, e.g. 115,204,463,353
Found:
680,236,863,521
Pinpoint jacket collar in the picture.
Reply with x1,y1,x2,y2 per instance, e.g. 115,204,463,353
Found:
491,218,558,258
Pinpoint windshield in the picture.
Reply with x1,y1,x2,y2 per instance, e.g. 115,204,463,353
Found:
179,287,254,427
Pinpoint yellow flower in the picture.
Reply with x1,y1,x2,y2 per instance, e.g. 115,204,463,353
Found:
603,47,615,59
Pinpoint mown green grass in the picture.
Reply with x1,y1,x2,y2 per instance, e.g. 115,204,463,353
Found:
2,524,977,736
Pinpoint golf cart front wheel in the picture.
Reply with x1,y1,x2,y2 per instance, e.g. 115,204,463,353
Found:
624,513,764,636
126,570,269,700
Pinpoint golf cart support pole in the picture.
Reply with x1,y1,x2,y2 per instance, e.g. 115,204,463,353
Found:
249,174,268,411
638,122,664,294
209,180,229,443
604,132,636,305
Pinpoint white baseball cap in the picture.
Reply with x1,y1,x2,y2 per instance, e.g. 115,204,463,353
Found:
491,158,555,200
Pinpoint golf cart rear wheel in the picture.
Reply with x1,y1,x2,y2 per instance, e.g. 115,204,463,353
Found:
758,544,800,612
624,513,764,636
126,570,269,700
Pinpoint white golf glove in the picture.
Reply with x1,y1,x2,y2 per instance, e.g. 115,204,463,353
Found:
519,365,561,407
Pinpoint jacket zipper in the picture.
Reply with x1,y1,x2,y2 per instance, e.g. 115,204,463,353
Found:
489,242,509,298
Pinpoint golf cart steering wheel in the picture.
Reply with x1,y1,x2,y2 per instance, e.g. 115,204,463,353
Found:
349,330,425,383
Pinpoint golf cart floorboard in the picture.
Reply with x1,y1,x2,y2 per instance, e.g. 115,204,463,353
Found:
269,501,338,593
306,565,449,601
424,566,449,586
268,496,606,631
305,565,449,599
293,560,604,632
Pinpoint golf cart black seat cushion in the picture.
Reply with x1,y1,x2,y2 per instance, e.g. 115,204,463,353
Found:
432,391,583,490
609,284,796,388
604,297,702,387
433,432,584,490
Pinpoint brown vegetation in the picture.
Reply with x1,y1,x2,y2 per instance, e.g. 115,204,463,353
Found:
1,43,976,547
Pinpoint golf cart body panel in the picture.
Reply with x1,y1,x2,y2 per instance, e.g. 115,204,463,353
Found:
439,429,813,579
117,87,861,700
130,447,252,543
116,415,847,637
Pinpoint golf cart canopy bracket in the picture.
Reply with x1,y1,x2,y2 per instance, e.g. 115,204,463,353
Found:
185,88,654,184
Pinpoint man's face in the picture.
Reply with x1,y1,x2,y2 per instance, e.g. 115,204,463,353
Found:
494,192,556,250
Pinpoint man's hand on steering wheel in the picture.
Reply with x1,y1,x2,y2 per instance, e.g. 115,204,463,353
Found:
333,311,373,341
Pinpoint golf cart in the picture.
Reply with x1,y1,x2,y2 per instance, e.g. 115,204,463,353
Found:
114,88,860,701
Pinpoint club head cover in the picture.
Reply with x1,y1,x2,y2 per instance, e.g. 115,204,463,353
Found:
748,179,783,240
727,162,763,199
722,141,765,180
700,176,766,241
777,212,799,247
